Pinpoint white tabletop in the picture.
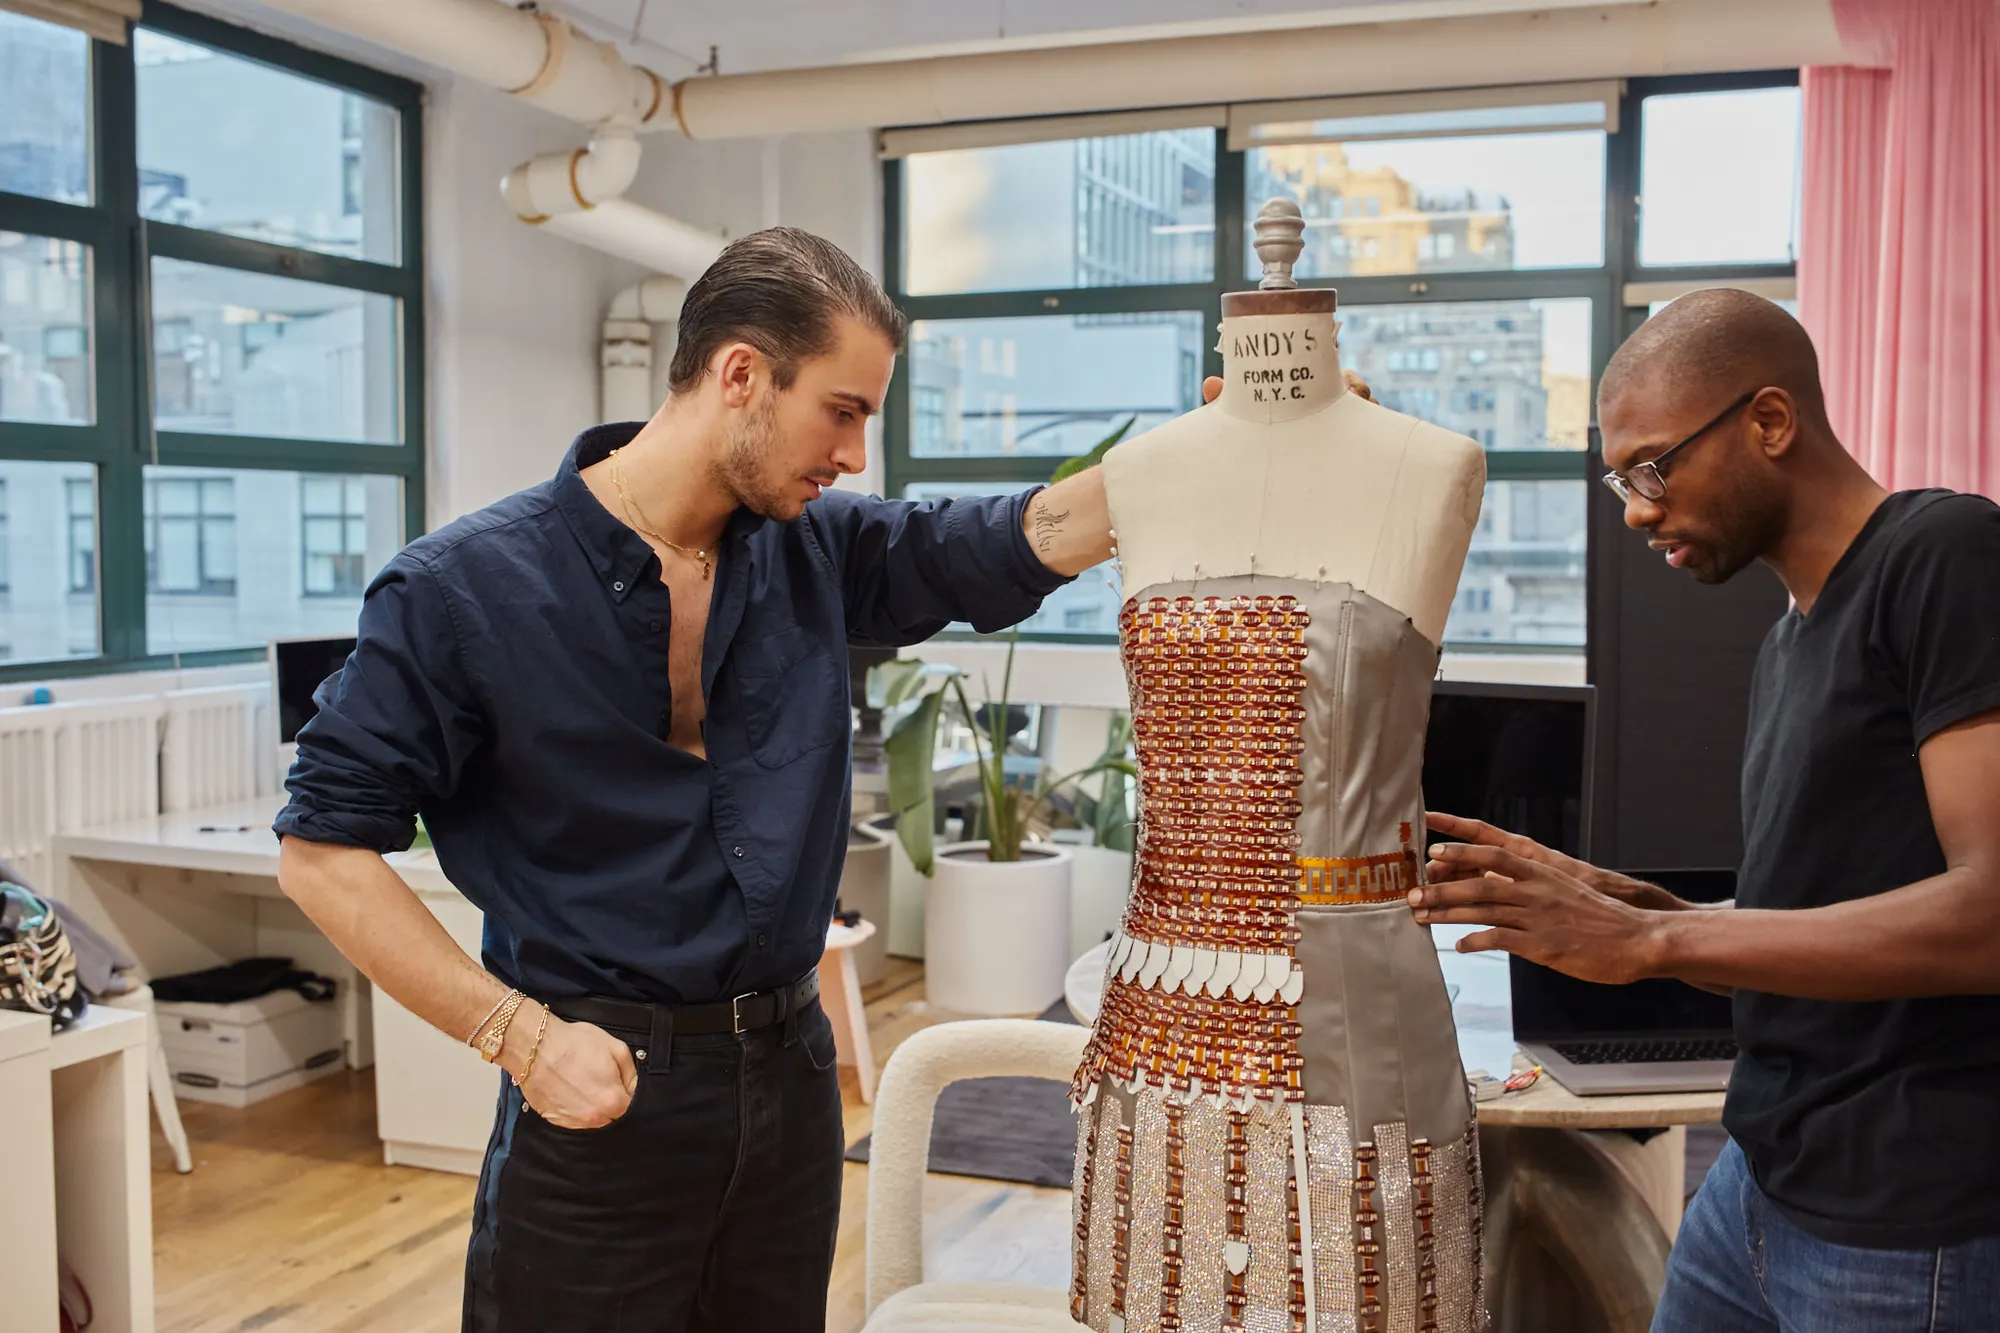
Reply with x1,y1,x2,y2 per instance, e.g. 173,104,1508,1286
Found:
54,796,459,898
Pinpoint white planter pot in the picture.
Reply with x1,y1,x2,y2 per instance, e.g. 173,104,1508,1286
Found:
837,819,893,987
923,841,1073,1017
1067,844,1135,958
865,812,931,959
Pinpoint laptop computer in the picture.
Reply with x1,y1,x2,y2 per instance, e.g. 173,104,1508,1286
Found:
1510,868,1739,1095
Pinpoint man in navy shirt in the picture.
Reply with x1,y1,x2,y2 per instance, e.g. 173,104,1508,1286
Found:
275,229,1114,1332
1411,290,2000,1330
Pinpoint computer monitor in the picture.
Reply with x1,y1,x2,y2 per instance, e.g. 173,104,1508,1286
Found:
1422,680,1595,862
268,635,357,770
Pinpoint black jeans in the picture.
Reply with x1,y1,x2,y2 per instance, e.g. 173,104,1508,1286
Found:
462,998,846,1333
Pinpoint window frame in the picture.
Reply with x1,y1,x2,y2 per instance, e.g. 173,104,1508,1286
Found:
0,1,425,680
881,69,1798,650
299,472,370,599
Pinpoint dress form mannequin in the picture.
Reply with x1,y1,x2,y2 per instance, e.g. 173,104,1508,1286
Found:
1069,199,1488,1333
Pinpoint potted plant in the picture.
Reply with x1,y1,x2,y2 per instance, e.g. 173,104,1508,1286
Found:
867,637,1136,1015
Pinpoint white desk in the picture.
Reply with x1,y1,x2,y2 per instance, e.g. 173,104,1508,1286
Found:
53,798,499,1175
0,1005,154,1333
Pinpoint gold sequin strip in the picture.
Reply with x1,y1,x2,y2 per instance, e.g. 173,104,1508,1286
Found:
1121,594,1308,956
1305,1106,1357,1333
1162,1102,1187,1331
1245,1105,1295,1333
1087,1097,1125,1329
1354,1143,1383,1333
1128,1095,1170,1333
1181,1099,1232,1331
1296,824,1422,907
1074,976,1306,1105
1428,1133,1481,1333
1465,1118,1486,1327
1226,1112,1251,1327
1074,1105,1098,1324
1114,1125,1135,1320
1374,1122,1415,1333
1411,1139,1439,1333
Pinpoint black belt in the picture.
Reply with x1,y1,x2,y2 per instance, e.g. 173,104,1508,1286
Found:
549,970,820,1038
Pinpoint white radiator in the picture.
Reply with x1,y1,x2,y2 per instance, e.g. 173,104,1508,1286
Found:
162,683,269,813
0,706,63,891
52,697,166,833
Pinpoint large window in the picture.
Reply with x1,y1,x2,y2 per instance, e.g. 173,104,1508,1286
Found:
0,4,422,677
885,75,1799,649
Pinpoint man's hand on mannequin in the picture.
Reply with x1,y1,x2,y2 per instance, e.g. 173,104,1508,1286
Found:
1024,370,1376,576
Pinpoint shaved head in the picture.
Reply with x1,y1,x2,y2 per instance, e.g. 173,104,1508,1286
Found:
1599,289,1828,430
1597,289,1841,586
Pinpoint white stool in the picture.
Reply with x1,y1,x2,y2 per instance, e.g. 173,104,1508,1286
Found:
97,984,193,1174
821,920,878,1104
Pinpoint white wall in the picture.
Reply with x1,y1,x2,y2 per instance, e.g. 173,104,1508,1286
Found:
623,130,888,495
423,77,650,519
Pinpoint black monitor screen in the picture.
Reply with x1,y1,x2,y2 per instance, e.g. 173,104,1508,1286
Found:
1507,870,1738,1040
275,637,356,745
1422,684,1590,860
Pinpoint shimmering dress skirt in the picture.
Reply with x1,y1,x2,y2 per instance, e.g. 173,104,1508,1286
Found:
1070,578,1484,1333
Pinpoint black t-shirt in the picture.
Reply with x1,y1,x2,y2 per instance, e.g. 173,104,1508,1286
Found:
1732,489,2000,1249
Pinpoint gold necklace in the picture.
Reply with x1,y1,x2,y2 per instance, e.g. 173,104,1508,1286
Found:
609,446,713,581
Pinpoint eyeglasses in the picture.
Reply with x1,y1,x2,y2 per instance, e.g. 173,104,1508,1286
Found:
1601,391,1757,504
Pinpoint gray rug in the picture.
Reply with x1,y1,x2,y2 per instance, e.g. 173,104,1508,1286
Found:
843,1001,1080,1190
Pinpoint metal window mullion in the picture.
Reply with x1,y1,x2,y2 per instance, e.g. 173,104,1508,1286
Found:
150,431,423,476
398,83,426,539
0,191,118,248
887,455,1067,490
0,424,122,464
93,31,148,664
1300,267,1605,308
1484,451,1591,483
145,222,416,298
899,282,1218,322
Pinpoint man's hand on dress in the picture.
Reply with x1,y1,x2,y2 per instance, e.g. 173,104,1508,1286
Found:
505,1009,639,1129
1422,811,1691,912
1408,838,1671,985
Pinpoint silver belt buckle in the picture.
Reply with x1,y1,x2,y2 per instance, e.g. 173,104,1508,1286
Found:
730,991,755,1034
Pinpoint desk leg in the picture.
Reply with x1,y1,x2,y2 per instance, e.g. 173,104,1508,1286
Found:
54,1045,154,1333
821,950,876,1105
0,1044,58,1332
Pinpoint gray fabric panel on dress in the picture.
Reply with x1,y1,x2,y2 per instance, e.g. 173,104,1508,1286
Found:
1294,903,1471,1147
1297,585,1440,863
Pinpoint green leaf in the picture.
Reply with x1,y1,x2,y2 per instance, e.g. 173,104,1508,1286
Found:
884,689,946,875
1050,415,1138,485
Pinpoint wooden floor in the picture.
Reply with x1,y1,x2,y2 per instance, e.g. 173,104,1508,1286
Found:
149,959,1072,1333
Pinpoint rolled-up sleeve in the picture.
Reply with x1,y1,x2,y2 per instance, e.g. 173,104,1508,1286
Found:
816,487,1075,646
273,553,486,853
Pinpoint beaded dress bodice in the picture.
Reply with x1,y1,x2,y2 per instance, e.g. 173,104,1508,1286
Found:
1069,575,1483,1333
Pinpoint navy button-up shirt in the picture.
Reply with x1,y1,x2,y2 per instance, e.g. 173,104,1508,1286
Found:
275,422,1070,1004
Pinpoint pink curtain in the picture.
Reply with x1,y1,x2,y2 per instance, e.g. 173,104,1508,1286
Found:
1798,0,2000,496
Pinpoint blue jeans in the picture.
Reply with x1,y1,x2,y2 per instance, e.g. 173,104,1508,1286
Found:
1653,1139,2000,1332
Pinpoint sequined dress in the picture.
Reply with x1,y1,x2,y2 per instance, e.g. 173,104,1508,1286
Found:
1070,576,1483,1333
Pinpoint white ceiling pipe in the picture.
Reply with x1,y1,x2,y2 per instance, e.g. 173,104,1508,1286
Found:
262,0,675,129
602,277,688,424
668,0,1849,140
535,199,728,279
502,131,643,220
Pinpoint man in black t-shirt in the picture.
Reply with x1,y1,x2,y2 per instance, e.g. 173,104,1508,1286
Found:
1411,290,2000,1331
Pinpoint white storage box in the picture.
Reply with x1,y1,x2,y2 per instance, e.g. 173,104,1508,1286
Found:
157,987,346,1107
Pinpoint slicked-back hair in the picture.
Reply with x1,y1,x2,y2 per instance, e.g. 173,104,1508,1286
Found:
666,227,907,395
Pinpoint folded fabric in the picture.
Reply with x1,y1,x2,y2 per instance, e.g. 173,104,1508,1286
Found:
149,957,338,1005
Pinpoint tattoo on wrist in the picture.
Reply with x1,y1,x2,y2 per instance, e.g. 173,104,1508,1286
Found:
1032,505,1071,555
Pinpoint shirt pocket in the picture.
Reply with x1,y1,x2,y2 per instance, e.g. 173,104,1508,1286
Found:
733,626,845,769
